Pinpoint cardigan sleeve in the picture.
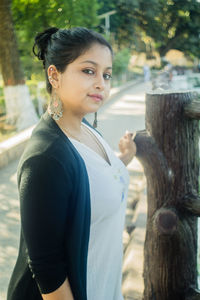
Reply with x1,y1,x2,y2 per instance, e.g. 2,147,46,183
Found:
18,154,73,294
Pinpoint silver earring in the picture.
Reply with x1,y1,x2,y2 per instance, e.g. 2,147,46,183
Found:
93,112,97,128
49,91,63,120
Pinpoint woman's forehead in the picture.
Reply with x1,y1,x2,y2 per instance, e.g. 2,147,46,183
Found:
75,44,113,67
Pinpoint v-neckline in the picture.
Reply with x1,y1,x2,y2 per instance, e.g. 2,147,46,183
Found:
42,111,112,167
69,122,112,167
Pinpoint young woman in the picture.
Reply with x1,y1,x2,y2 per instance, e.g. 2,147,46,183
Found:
7,27,136,300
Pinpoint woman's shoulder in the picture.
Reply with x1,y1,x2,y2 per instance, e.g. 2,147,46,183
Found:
21,120,68,157
17,113,81,179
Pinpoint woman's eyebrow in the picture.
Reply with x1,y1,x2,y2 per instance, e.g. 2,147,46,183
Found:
80,60,112,70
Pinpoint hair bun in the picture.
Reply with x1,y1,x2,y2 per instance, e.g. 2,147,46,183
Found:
33,27,59,62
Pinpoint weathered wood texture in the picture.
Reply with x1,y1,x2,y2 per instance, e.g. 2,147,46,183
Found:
135,91,200,300
184,98,200,120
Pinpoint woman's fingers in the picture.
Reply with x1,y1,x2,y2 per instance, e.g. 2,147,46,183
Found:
125,130,136,140
132,132,136,140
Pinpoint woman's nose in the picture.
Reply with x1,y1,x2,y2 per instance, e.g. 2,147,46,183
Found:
94,74,105,90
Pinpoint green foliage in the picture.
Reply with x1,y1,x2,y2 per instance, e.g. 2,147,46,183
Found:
98,0,140,50
112,48,131,75
9,0,200,90
12,0,100,37
11,0,100,78
0,85,3,97
138,0,200,57
0,85,5,115
98,0,200,58
0,97,5,115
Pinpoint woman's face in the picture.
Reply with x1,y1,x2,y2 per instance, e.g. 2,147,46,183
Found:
50,43,112,117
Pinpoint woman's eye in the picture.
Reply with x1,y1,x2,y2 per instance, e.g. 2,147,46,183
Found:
104,73,112,80
82,69,112,80
82,69,94,75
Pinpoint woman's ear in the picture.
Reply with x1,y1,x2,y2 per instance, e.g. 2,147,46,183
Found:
48,65,60,89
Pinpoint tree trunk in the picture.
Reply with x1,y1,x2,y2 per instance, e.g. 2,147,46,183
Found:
135,91,200,300
0,0,38,131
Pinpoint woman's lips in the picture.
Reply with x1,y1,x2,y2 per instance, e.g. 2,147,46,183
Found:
88,94,103,102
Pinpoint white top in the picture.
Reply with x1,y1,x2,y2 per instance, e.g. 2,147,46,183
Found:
69,122,130,300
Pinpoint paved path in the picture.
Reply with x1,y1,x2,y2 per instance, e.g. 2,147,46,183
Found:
0,159,19,299
0,81,149,299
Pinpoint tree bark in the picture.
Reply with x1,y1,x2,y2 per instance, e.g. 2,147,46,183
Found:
0,0,38,130
0,0,24,85
135,91,200,300
184,97,200,120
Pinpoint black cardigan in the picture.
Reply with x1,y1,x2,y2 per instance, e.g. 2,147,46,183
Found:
7,111,99,300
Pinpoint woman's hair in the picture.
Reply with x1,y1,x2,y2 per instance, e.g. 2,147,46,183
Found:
33,27,113,94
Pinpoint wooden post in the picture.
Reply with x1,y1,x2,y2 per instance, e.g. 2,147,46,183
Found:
134,90,200,300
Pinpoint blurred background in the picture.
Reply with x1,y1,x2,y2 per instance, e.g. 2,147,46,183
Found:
0,0,200,140
1,1,200,299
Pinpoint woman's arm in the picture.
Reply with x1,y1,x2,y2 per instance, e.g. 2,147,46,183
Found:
42,278,74,300
19,155,73,296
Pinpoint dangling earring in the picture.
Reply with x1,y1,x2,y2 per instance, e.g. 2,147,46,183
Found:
93,112,97,128
48,90,63,120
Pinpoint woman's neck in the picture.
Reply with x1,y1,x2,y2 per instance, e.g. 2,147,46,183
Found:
54,109,85,136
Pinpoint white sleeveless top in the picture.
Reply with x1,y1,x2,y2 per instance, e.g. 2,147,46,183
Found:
69,122,130,300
